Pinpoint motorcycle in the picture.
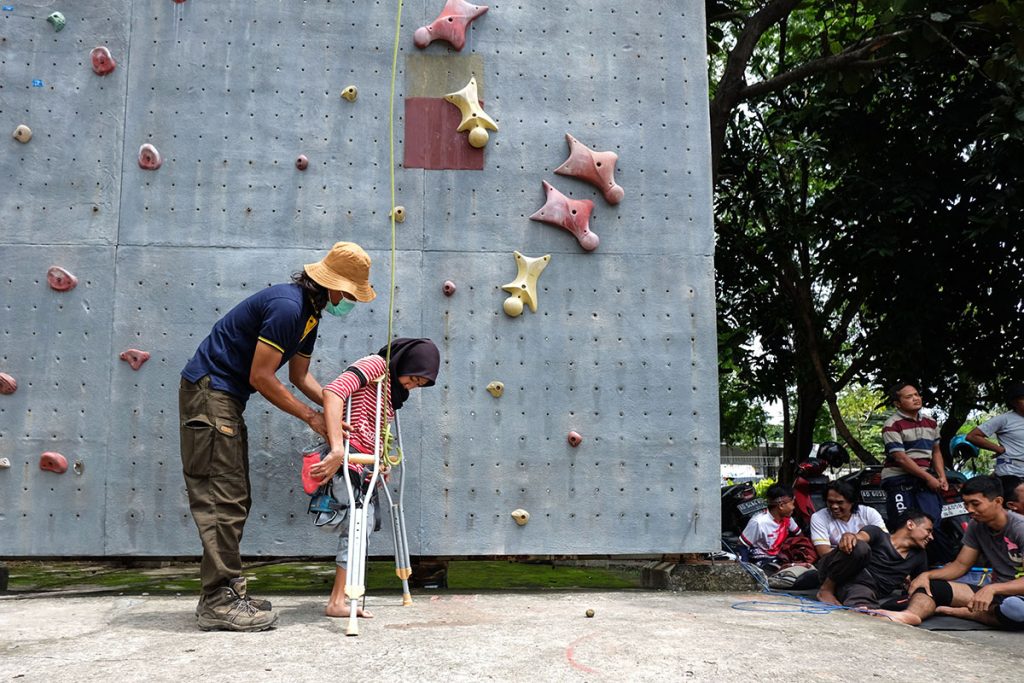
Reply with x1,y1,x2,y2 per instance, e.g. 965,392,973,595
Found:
721,480,766,548
792,441,850,532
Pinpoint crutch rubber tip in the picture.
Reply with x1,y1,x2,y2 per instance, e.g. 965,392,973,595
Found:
402,593,413,606
585,609,595,618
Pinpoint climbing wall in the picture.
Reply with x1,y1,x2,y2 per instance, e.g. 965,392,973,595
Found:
0,1,718,557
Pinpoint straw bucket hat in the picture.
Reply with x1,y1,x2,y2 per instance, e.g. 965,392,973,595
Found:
304,242,376,302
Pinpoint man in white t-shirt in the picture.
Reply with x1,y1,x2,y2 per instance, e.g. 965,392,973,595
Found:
809,480,887,559
741,483,800,569
968,384,1024,477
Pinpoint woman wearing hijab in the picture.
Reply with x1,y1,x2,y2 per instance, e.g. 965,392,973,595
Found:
308,337,440,618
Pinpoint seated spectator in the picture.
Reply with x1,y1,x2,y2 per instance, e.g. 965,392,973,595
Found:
879,475,1024,629
816,510,933,609
740,484,799,569
809,481,887,559
999,475,1024,514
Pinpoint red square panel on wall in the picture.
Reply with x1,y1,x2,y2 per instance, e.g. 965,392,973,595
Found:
404,97,485,170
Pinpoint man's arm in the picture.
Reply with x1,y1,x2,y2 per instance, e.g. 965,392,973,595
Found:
930,439,948,490
249,342,326,437
814,544,833,559
890,450,944,491
966,427,1006,455
288,354,324,406
907,545,979,595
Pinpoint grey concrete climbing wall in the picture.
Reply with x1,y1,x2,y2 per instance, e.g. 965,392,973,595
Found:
0,1,718,558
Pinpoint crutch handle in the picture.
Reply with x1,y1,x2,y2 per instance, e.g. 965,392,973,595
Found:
347,453,377,466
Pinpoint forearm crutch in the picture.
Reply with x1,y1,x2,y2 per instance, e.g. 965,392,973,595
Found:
380,412,413,605
341,377,385,636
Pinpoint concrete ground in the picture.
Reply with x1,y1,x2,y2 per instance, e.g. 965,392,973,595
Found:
1,591,1020,682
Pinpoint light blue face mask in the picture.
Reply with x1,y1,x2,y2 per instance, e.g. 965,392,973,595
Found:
324,297,356,317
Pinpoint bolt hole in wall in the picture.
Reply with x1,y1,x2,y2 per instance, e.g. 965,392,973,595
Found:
0,0,715,556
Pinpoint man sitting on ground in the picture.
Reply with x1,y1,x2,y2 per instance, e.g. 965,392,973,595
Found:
878,475,1024,629
740,483,800,569
816,510,933,609
998,475,1024,514
809,480,887,559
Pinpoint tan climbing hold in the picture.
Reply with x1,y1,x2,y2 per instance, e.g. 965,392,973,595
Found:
501,251,550,317
444,76,498,148
486,381,504,398
13,124,32,143
341,85,358,102
390,206,406,223
511,509,530,526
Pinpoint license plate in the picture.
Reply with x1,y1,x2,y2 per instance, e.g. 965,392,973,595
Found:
738,499,766,516
941,501,967,519
860,489,887,503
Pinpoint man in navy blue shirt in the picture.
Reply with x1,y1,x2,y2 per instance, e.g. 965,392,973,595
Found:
180,242,375,632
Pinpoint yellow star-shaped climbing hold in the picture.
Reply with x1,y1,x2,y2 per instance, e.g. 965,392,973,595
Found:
501,251,551,317
444,76,498,148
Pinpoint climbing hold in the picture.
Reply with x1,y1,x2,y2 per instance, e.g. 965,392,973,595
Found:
554,133,625,205
586,609,595,618
0,458,10,470
414,0,488,51
90,46,116,76
442,280,456,296
173,0,188,3
486,381,504,398
120,349,151,371
567,431,583,447
510,509,530,526
390,206,406,223
46,266,78,292
340,85,358,102
295,154,309,170
46,11,65,32
40,452,68,474
501,251,550,317
530,181,599,251
74,460,84,475
0,372,16,395
12,124,32,143
444,77,498,149
138,144,162,170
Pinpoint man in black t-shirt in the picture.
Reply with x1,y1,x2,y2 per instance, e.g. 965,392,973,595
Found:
816,510,933,608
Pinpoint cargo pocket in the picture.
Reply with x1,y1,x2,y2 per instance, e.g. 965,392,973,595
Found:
180,414,215,478
209,417,245,477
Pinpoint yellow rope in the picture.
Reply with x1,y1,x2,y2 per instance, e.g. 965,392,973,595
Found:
384,0,404,371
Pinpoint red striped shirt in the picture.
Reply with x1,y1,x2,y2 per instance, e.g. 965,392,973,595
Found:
323,355,394,455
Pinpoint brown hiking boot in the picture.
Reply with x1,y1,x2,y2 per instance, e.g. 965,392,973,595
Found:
196,578,278,632
195,578,272,615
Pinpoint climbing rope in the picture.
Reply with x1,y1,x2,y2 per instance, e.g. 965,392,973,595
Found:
384,0,404,370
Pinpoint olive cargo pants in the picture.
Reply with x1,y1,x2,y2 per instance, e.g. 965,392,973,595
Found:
179,376,251,596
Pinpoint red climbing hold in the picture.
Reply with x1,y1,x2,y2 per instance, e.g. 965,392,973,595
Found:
40,451,69,474
120,349,151,371
413,0,488,51
295,154,309,170
442,280,457,296
138,144,162,170
90,46,116,76
530,181,599,251
46,266,78,292
568,431,583,447
554,133,625,205
0,372,16,395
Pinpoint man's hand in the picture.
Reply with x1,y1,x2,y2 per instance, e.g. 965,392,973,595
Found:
908,572,932,597
309,451,344,484
968,585,997,613
838,532,859,554
925,475,945,493
305,410,327,438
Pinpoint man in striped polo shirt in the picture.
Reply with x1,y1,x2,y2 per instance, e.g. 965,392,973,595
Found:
881,382,952,561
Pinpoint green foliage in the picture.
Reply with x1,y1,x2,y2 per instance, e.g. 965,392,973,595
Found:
754,477,777,499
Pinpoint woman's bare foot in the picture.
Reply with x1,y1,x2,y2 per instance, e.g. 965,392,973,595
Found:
871,609,921,625
325,601,374,618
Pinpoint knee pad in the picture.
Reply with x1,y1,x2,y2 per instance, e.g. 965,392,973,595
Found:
998,596,1024,624
913,579,954,607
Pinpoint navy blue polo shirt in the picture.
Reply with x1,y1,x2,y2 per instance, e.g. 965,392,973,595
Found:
182,283,320,403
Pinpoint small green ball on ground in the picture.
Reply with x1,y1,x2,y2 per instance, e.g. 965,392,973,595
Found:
585,609,595,618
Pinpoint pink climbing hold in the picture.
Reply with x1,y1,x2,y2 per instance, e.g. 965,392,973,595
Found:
554,133,625,205
120,349,151,371
442,280,457,296
40,451,69,474
413,0,488,51
301,450,323,495
567,431,583,447
90,46,116,76
530,180,599,251
47,266,78,292
295,154,309,170
138,143,162,170
0,372,17,395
